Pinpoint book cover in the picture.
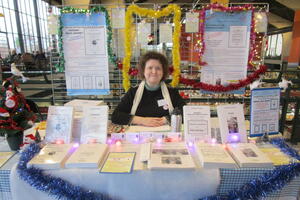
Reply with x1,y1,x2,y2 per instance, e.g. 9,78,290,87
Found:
64,99,104,112
227,143,273,168
217,104,247,143
45,106,74,144
195,143,237,168
65,143,108,168
80,106,108,144
259,147,291,166
183,105,211,142
100,152,135,173
148,142,195,170
27,144,73,169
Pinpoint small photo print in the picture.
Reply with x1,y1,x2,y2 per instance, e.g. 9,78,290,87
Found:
152,149,189,155
241,148,257,157
215,78,221,85
161,156,182,165
262,124,267,132
254,125,260,133
227,117,239,133
269,124,275,132
270,100,278,110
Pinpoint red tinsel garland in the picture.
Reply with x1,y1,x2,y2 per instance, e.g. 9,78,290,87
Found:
180,64,267,92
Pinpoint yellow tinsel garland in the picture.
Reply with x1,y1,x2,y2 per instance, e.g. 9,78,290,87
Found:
123,4,181,91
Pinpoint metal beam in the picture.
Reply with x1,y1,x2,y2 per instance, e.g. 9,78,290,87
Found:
13,0,24,53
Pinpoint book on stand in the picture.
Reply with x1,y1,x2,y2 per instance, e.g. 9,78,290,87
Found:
45,106,74,144
80,106,108,144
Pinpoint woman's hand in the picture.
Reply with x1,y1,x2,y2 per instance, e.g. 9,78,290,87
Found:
131,116,167,127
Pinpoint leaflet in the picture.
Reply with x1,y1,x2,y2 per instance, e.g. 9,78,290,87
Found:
100,152,135,173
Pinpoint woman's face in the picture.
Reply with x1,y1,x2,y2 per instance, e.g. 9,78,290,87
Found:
144,59,163,86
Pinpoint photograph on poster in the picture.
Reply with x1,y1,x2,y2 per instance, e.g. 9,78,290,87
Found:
227,117,239,133
241,148,258,157
152,149,189,155
162,157,182,165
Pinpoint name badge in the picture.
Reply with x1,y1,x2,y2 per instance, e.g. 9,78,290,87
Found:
157,99,167,107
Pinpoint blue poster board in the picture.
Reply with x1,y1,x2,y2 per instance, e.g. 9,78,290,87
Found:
250,88,281,137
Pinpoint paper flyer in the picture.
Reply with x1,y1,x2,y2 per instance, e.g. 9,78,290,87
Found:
100,152,135,173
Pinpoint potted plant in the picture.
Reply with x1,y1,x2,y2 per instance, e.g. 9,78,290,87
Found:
0,77,36,150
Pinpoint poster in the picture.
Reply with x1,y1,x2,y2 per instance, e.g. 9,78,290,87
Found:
201,11,252,94
250,88,281,137
61,13,110,95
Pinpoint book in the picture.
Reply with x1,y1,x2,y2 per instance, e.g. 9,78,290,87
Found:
100,152,135,173
259,147,291,166
64,99,104,112
126,125,170,133
0,152,16,168
227,143,273,168
195,143,237,168
217,104,247,143
148,142,195,170
45,106,74,144
65,143,108,168
80,106,108,144
183,105,211,142
27,144,73,169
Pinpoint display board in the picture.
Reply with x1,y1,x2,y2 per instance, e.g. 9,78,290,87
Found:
250,88,281,137
61,12,110,96
201,11,252,94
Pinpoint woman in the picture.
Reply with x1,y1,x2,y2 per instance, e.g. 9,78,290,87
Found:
111,51,185,127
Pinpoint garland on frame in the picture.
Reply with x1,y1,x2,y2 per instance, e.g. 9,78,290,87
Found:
55,6,117,72
180,64,267,92
196,3,257,69
182,3,268,92
123,4,181,91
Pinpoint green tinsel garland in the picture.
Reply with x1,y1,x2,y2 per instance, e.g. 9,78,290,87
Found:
55,6,117,72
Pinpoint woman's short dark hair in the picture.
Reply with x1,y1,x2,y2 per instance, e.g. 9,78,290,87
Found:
138,51,169,81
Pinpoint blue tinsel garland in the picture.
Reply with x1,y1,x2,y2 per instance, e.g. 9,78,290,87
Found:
18,139,300,200
200,138,300,200
17,143,113,200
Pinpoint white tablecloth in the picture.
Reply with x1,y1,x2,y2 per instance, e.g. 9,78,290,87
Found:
10,165,220,200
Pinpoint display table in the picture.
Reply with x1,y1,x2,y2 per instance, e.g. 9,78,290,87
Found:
10,165,220,200
0,137,19,200
8,142,300,200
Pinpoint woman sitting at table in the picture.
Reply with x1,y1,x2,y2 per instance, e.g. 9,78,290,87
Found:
111,51,185,127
